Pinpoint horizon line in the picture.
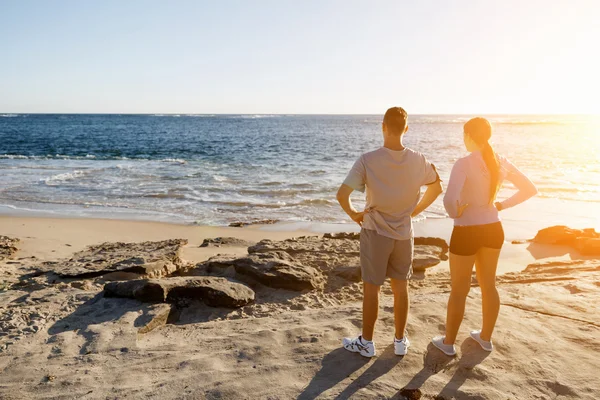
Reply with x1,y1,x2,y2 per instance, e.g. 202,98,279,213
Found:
2,112,598,116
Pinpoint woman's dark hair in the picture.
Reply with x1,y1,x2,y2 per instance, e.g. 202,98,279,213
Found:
464,117,500,203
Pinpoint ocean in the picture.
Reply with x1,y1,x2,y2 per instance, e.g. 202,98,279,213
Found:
1,113,599,229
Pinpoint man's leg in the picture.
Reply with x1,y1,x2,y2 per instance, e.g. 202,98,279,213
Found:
362,282,381,341
390,278,409,340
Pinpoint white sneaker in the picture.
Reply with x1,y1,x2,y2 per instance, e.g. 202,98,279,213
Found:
342,335,376,358
431,336,457,356
470,330,494,352
394,336,410,356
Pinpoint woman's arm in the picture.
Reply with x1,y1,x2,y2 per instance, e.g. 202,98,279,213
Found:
443,160,468,218
496,159,538,211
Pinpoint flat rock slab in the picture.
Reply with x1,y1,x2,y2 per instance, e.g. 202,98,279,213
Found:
248,235,448,274
200,237,255,248
42,239,188,279
0,236,19,261
104,276,255,308
205,254,324,291
248,236,358,256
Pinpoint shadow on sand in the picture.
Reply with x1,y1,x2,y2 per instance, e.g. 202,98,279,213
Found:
47,293,175,354
389,340,490,400
298,344,405,400
434,339,490,400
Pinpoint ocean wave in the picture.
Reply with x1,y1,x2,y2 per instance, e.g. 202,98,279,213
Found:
298,198,336,206
159,158,187,164
142,192,187,199
42,170,89,185
0,154,196,163
0,154,132,161
226,114,279,119
0,114,19,118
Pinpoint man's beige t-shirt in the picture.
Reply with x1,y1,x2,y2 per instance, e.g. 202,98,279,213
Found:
343,147,439,241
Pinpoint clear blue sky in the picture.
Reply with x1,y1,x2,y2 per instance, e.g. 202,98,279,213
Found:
1,0,598,114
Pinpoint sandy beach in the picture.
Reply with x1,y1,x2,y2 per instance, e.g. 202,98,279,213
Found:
0,215,598,400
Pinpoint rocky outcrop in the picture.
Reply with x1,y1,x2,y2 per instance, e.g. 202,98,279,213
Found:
0,236,19,261
248,236,359,257
332,266,361,282
533,226,599,246
323,232,360,240
42,239,189,279
533,226,600,256
205,254,324,291
248,234,448,274
104,276,255,308
200,237,254,248
575,238,600,256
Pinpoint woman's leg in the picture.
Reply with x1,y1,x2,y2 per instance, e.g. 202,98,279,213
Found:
474,247,502,341
444,253,477,344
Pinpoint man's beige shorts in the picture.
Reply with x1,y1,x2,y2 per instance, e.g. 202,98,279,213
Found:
360,228,413,285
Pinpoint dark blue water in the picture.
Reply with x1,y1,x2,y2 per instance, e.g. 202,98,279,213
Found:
1,113,598,225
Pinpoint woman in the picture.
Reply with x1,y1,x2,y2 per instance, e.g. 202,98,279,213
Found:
432,117,537,356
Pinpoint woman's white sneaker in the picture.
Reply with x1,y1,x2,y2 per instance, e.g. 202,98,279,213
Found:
342,335,376,358
394,336,410,356
432,336,457,356
470,330,494,352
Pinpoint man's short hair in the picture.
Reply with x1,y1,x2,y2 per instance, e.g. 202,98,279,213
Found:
383,107,408,135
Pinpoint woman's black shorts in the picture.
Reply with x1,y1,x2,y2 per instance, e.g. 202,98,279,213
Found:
449,222,505,256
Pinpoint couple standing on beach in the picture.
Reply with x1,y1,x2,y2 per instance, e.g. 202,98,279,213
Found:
336,107,537,357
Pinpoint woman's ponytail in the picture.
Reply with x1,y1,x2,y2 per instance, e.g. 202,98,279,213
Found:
464,117,500,203
481,141,500,203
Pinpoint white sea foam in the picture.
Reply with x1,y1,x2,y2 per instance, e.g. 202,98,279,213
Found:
43,170,88,185
159,158,187,164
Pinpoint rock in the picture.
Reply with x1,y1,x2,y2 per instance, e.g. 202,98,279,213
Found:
204,254,324,291
0,236,19,261
413,245,446,271
245,235,447,282
533,225,600,246
229,219,279,228
104,276,255,308
42,239,189,279
512,239,530,244
248,237,359,256
332,266,361,282
136,303,175,334
70,281,93,291
575,237,600,256
323,232,360,240
400,388,422,400
200,237,254,248
414,237,449,260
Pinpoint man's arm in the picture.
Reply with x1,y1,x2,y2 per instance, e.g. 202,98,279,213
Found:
411,180,443,218
336,184,367,226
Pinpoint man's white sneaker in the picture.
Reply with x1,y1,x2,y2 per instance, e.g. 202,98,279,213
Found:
431,336,457,356
394,336,410,356
342,335,376,358
470,330,494,352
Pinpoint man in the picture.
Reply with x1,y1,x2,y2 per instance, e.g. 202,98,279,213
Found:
336,107,442,357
